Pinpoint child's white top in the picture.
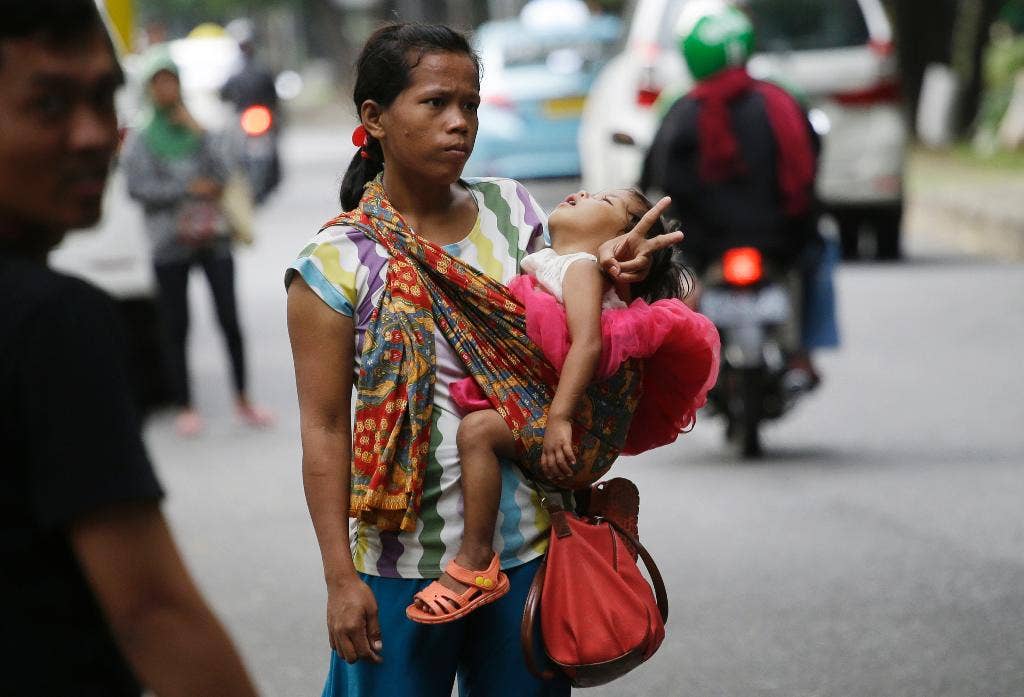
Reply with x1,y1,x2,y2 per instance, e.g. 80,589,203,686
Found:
520,248,627,309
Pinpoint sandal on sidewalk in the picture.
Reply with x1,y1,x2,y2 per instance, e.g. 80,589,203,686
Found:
406,554,510,624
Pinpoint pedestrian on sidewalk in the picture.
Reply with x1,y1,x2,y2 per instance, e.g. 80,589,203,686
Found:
286,22,680,697
122,47,273,437
0,3,260,695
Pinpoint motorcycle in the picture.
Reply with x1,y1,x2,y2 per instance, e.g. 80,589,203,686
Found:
222,103,281,206
699,247,813,458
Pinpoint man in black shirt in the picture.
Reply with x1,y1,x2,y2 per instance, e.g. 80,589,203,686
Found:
0,2,259,695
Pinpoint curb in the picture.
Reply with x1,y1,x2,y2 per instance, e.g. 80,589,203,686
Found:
906,191,1024,261
905,152,1024,261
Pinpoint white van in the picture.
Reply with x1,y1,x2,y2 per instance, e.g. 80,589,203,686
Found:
578,0,907,259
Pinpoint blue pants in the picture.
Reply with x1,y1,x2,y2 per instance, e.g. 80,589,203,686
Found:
321,557,569,697
802,235,841,350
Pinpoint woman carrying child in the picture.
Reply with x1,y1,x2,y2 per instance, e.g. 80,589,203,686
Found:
286,23,705,697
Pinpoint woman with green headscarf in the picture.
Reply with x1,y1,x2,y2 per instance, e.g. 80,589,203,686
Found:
123,48,272,437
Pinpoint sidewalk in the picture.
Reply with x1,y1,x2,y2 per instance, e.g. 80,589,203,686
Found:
905,147,1024,260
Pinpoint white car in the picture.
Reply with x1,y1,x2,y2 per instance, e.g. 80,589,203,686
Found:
578,0,907,259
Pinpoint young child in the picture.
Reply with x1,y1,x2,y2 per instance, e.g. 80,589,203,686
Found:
406,188,720,624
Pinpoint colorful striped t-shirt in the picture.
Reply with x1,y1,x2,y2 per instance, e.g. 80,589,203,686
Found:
287,177,551,579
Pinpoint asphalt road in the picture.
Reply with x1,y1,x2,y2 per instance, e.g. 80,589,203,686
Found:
143,127,1024,696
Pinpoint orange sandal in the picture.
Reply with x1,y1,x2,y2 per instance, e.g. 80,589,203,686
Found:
406,554,510,624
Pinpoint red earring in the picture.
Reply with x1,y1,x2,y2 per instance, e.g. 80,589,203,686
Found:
351,124,371,159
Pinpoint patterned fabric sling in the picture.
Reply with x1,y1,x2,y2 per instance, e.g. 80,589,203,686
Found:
330,178,642,532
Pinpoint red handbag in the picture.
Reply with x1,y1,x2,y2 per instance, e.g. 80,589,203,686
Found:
521,478,669,687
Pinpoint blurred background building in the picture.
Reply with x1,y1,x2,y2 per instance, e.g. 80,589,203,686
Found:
97,0,1024,149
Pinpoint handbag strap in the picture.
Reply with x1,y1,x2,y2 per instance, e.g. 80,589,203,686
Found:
602,515,669,623
520,555,556,681
519,509,670,681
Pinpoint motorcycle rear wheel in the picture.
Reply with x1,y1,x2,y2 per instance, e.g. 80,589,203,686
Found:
726,368,764,458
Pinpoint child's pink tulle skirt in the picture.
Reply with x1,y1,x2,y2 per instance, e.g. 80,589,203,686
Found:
450,275,721,455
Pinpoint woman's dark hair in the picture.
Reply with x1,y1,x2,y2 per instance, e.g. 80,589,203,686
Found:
338,23,480,211
625,188,694,303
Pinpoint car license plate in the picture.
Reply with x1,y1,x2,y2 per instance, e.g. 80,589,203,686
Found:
543,95,586,118
701,285,790,327
245,136,274,158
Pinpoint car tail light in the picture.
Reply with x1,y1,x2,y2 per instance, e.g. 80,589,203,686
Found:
482,94,515,110
635,42,662,109
832,79,901,106
869,39,894,57
241,105,273,136
636,87,661,108
723,247,763,286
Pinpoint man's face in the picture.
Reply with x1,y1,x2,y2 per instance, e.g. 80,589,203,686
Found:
0,27,120,235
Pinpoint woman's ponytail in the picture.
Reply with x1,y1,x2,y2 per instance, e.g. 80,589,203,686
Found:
339,140,384,211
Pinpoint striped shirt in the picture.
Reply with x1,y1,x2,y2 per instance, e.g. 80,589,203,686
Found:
287,177,551,579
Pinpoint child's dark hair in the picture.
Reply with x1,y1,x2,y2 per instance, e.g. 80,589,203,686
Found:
624,189,693,303
338,23,480,211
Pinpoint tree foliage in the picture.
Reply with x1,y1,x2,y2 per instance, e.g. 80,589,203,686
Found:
887,0,1011,137
136,0,300,26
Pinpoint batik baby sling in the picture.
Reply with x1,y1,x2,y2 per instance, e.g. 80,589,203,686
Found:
331,179,642,532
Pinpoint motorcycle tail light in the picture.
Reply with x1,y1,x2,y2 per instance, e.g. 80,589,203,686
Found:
241,105,273,136
723,247,763,286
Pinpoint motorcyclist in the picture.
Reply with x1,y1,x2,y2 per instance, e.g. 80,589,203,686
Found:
220,19,281,204
220,19,279,114
641,2,830,385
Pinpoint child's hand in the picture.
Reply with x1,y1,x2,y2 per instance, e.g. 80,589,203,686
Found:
169,101,204,135
540,417,576,482
598,196,683,283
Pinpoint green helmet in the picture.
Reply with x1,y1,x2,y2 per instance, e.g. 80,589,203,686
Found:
676,3,754,80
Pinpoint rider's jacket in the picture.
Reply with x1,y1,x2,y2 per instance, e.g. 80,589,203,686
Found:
220,58,279,113
642,76,820,273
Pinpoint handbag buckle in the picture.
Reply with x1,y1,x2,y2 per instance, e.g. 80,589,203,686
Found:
549,509,574,539
538,491,568,515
